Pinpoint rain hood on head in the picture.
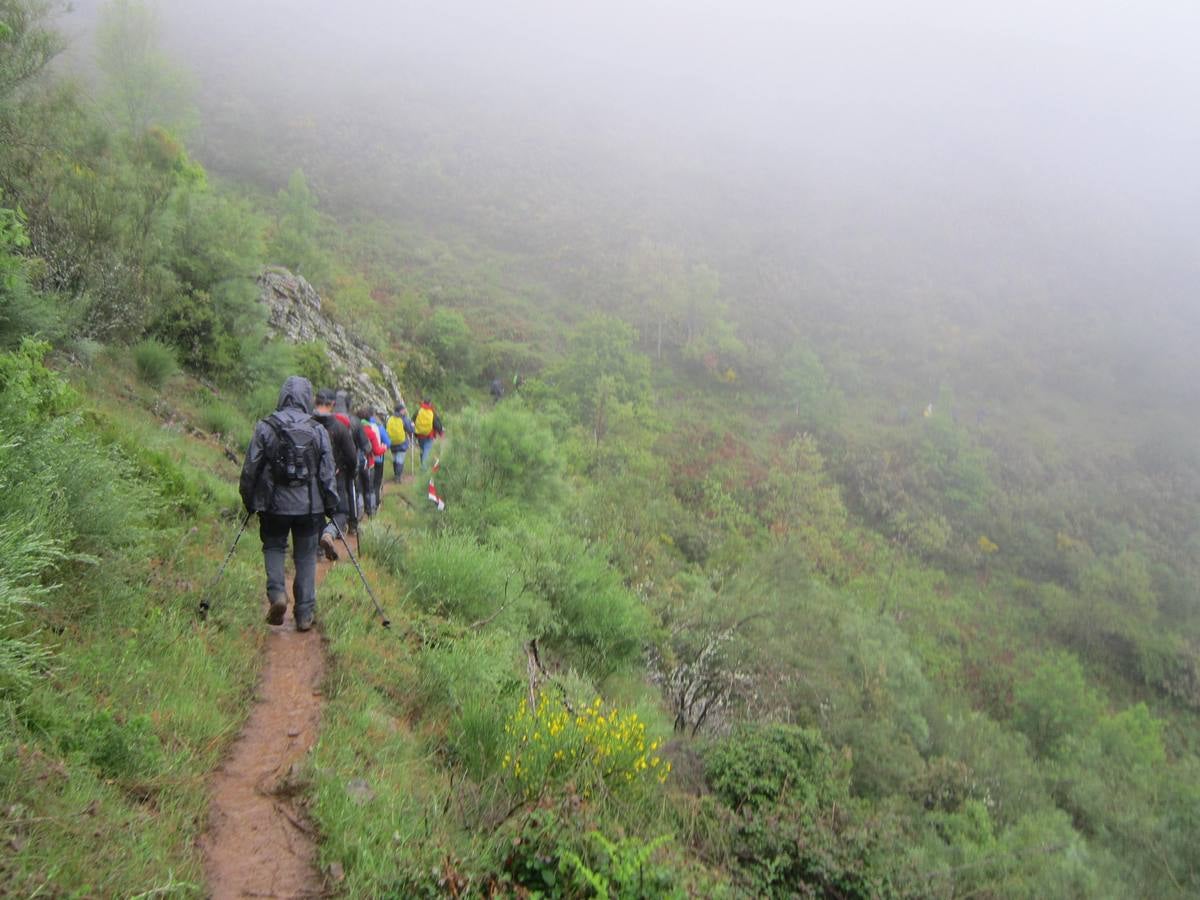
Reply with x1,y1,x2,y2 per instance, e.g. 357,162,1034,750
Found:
277,376,314,414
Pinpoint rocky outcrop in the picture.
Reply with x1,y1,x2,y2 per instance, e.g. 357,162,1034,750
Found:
258,267,404,412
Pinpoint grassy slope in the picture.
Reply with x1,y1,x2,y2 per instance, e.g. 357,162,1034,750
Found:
1,352,264,897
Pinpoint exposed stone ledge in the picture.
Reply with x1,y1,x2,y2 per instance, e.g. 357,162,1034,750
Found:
258,266,404,412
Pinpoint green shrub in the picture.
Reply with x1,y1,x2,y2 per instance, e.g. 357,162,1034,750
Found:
132,338,178,387
437,403,564,531
62,709,164,779
498,810,715,898
701,724,900,898
415,632,522,776
404,531,541,632
494,520,651,679
359,524,406,578
704,723,849,813
560,831,681,900
199,398,245,439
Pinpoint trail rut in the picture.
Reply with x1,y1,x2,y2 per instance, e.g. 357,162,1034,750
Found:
199,559,333,899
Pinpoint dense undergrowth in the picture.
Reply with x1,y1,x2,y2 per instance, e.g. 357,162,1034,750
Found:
0,343,266,895
2,1,1200,896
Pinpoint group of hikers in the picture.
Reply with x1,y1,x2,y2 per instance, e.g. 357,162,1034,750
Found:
238,375,443,631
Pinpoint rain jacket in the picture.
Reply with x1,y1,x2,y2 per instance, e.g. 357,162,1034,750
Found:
371,416,391,451
239,376,338,516
362,419,386,461
313,411,358,477
333,391,373,469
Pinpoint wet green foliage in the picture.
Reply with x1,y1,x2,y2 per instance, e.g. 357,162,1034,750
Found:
2,3,1200,894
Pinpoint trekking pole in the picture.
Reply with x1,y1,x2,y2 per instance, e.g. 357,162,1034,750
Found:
328,515,391,628
198,510,252,620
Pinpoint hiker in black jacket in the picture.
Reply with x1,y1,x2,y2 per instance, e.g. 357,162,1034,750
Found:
239,376,338,632
334,389,372,522
312,387,358,562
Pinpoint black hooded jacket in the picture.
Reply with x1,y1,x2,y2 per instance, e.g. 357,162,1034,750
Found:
313,410,358,477
335,389,372,462
239,376,339,516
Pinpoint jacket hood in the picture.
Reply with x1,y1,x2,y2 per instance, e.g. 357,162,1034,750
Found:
276,376,314,414
334,390,351,415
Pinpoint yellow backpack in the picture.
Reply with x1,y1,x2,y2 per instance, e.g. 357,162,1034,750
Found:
413,405,435,437
386,415,408,444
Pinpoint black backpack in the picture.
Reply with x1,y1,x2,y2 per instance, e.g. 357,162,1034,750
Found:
264,414,318,486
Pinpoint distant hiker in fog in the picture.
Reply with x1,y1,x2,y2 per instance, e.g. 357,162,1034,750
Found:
386,401,414,482
490,377,504,403
356,407,386,515
333,391,371,523
412,398,443,468
368,409,390,508
312,388,358,562
238,376,338,632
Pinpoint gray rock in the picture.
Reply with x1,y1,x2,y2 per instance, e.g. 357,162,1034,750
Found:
346,777,375,805
258,267,404,412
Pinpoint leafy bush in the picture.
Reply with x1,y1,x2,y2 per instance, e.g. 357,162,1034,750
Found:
702,724,899,898
415,632,522,776
493,806,731,897
417,307,475,382
494,519,651,679
293,339,337,391
704,723,849,813
199,398,245,439
62,709,164,779
559,831,683,900
437,403,564,531
404,531,540,632
132,338,178,387
0,198,62,347
1011,652,1103,760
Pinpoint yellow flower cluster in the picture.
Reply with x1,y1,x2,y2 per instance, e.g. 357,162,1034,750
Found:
501,693,671,799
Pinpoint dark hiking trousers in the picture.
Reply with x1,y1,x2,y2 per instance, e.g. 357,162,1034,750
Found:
372,457,385,508
323,472,354,543
260,513,322,619
360,466,376,516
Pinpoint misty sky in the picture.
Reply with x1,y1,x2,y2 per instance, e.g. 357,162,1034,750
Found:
61,0,1200,305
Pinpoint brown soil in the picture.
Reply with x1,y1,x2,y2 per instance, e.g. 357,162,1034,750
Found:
199,559,333,899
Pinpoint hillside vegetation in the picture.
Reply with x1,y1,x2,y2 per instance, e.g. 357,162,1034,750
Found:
2,2,1199,896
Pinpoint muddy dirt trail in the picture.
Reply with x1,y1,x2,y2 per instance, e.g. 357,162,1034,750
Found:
199,559,333,899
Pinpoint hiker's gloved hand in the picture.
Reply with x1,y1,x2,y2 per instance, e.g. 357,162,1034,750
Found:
325,506,337,520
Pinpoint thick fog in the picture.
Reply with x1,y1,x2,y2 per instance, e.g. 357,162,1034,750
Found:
62,1,1200,326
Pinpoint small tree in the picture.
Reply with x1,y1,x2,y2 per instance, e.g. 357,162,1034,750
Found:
95,0,196,136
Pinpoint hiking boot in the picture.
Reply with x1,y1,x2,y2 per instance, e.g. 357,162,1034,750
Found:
320,532,339,561
266,592,287,626
295,608,315,632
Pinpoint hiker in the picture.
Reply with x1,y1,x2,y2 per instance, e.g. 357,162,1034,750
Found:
312,388,358,562
386,401,414,482
238,376,338,631
368,408,390,508
412,398,443,469
334,391,371,523
490,377,504,403
356,407,387,515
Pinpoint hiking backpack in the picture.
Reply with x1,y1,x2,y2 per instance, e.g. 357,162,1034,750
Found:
413,405,435,437
264,414,318,486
